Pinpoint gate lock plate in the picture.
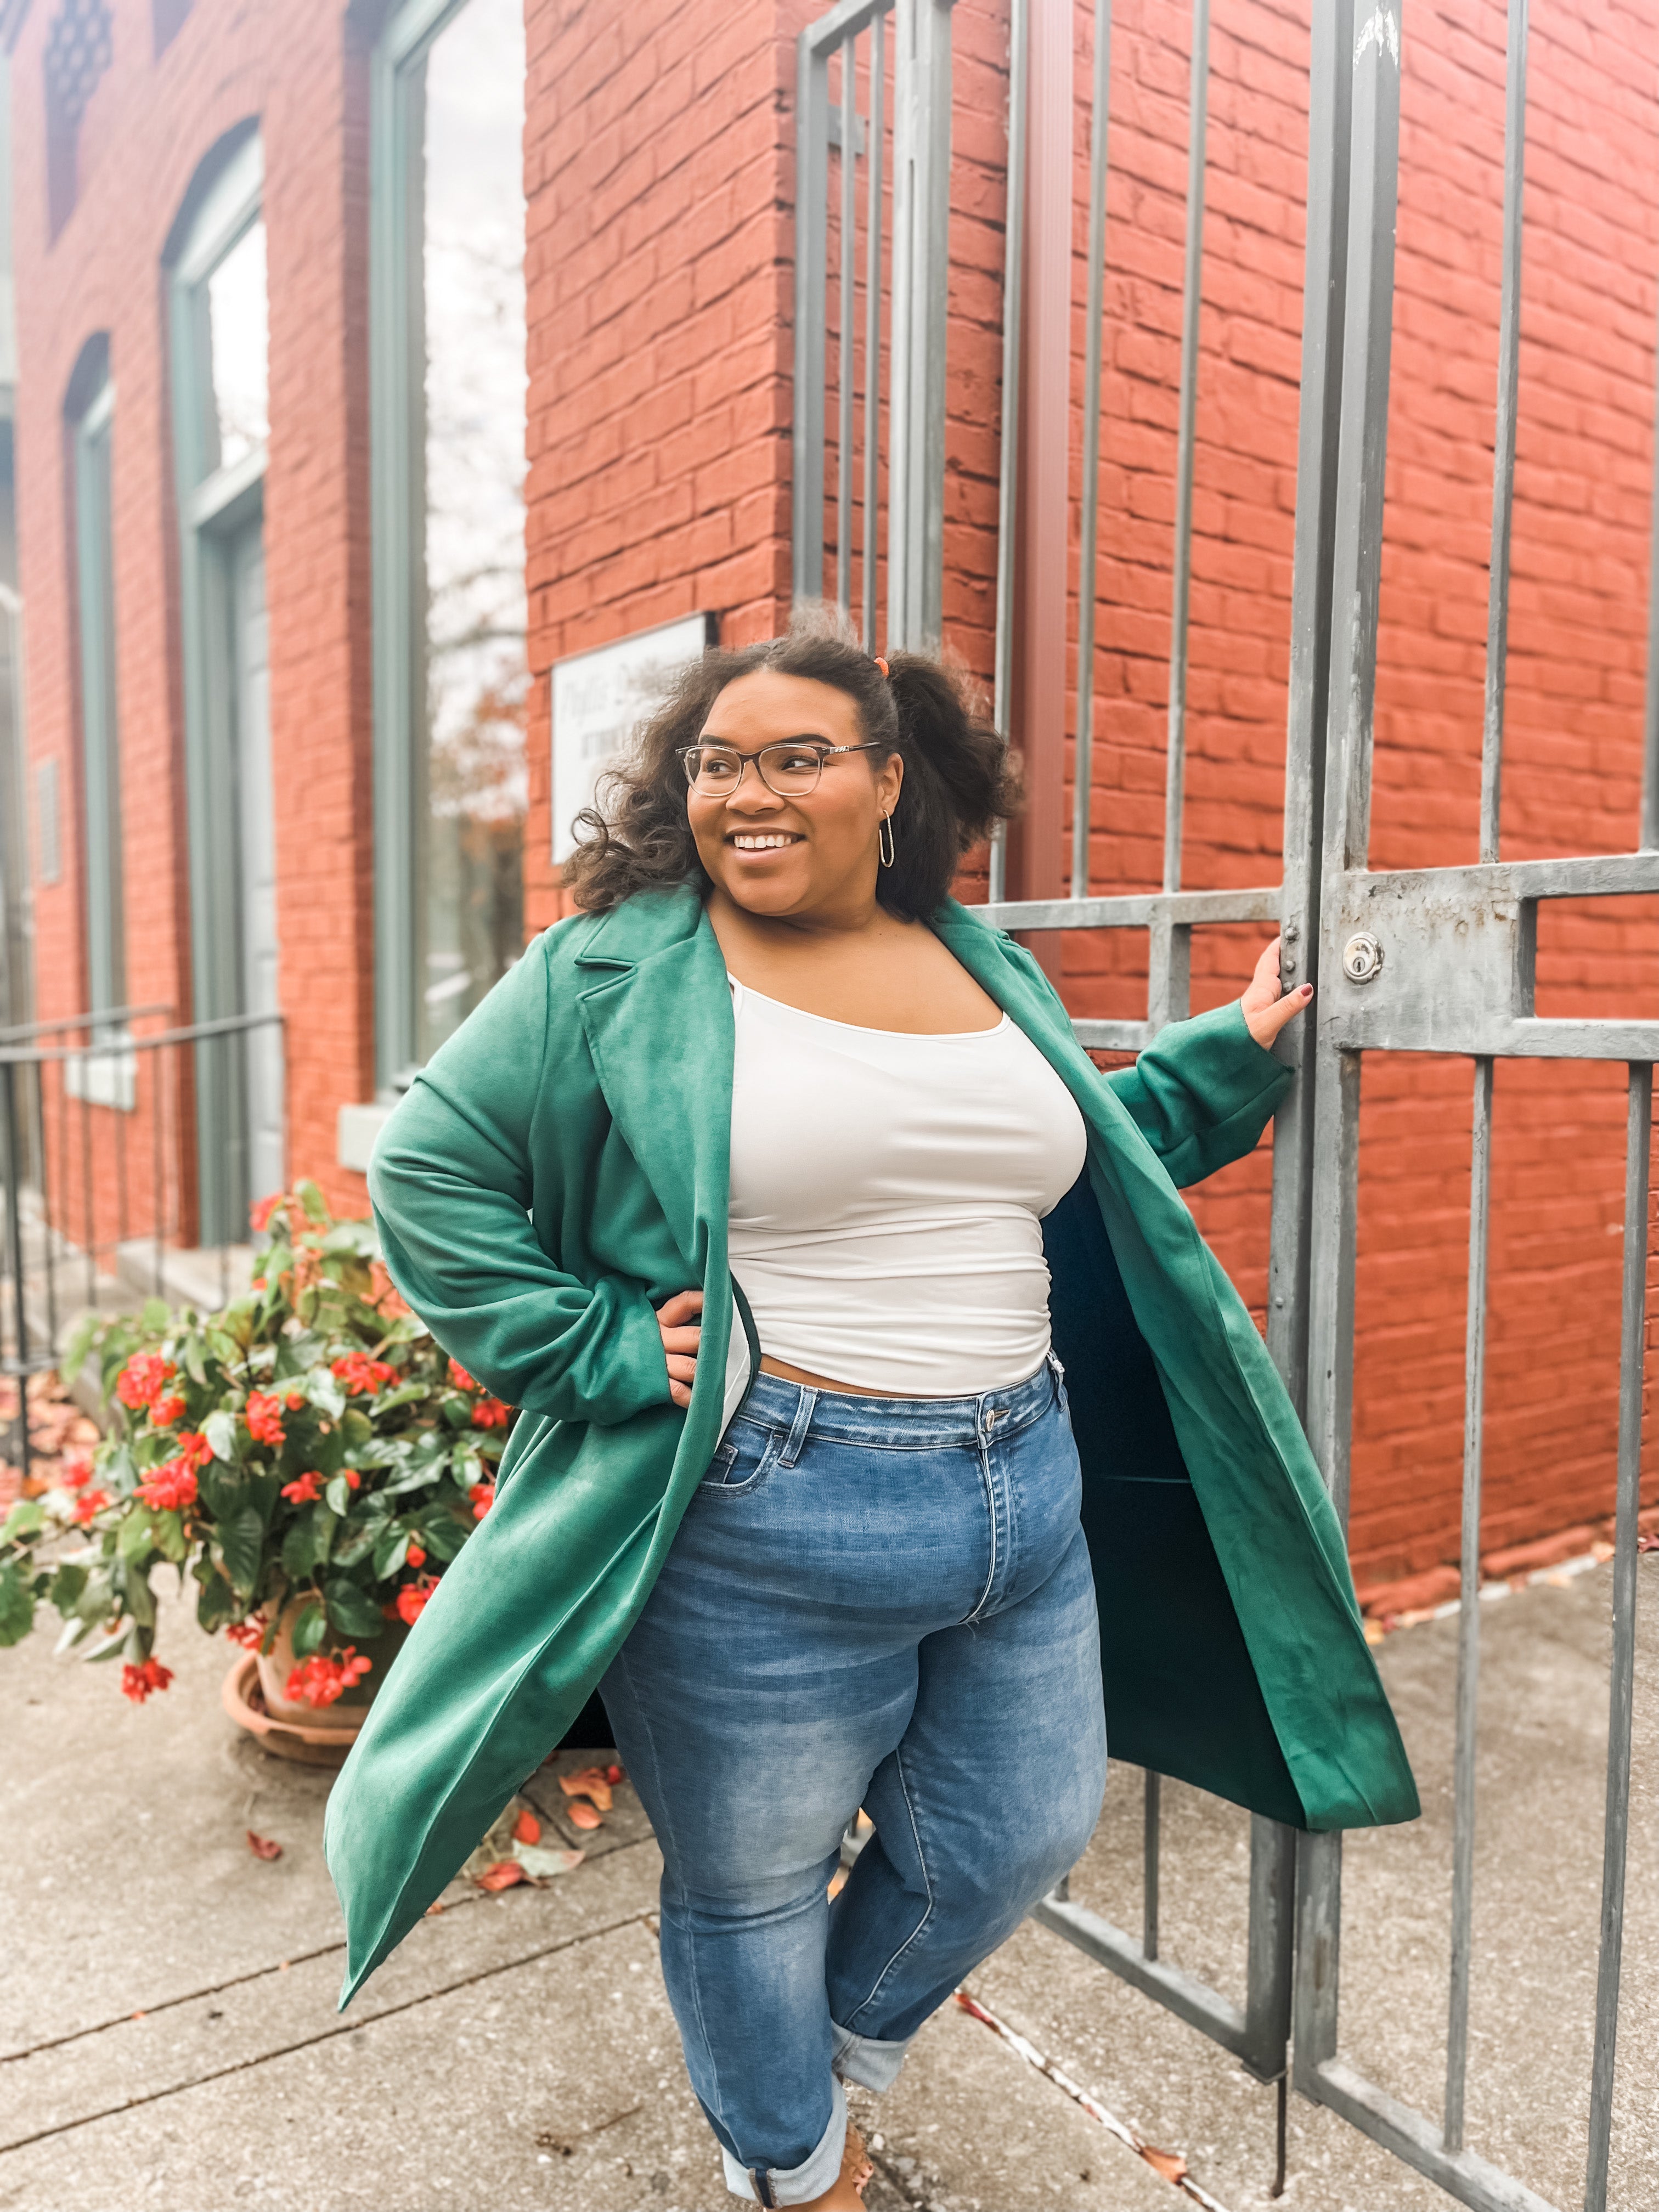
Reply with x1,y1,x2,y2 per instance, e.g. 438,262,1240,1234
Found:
1341,932,1384,984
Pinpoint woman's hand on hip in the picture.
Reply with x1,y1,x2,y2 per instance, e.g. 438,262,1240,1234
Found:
1242,936,1314,1048
657,1289,703,1408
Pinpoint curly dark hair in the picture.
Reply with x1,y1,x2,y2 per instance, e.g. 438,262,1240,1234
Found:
562,611,1021,922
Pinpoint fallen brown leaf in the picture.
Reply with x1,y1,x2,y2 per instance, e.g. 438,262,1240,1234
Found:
512,1808,541,1844
246,1830,283,1861
476,1859,527,1892
559,1766,614,1812
565,1798,603,1831
1141,2147,1187,2183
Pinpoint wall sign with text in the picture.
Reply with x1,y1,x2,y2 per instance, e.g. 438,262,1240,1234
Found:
550,611,718,864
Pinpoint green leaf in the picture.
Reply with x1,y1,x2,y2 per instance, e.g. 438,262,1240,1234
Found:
153,1512,188,1566
118,1509,159,1563
48,1561,89,1614
372,1529,409,1579
205,1328,241,1369
324,1576,386,1641
281,1514,318,1580
196,1570,236,1634
140,1297,170,1334
325,1474,352,1519
384,1460,444,1498
417,1515,468,1562
342,1409,374,1447
180,1334,209,1387
218,1505,264,1594
291,1596,329,1658
1,1498,46,1545
204,1410,239,1464
62,1311,100,1375
0,1565,36,1645
440,1394,472,1430
122,1566,157,1628
298,1179,329,1225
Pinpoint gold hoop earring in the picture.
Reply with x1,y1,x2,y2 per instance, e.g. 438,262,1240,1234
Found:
878,812,896,868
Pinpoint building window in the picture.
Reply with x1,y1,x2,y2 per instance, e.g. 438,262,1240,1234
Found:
44,0,112,240
70,373,123,1024
371,0,527,1084
168,129,283,1239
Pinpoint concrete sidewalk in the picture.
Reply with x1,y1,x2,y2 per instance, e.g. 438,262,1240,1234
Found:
1,1560,1654,2212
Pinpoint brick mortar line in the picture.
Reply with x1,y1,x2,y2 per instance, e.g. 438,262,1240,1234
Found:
0,1832,650,2069
0,1895,659,2161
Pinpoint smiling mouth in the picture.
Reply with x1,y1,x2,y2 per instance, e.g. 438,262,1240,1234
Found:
727,832,805,851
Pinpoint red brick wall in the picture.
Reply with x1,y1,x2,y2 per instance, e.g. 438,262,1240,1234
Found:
522,0,1658,1587
7,0,376,1234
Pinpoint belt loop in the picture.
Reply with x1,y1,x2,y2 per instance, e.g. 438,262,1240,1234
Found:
778,1386,817,1469
751,2169,778,2207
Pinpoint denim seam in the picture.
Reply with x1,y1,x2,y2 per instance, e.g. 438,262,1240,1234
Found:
610,1641,732,2155
697,1427,784,1499
961,1423,999,1627
841,1745,935,2034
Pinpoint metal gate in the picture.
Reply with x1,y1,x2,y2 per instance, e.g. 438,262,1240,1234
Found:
793,1,1650,2207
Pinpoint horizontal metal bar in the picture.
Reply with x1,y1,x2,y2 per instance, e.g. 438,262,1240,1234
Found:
0,1002,173,1043
1072,1020,1152,1052
974,887,1282,932
1032,1893,1253,2062
1355,853,1659,902
1302,2059,1558,2212
804,0,894,58
0,1011,285,1065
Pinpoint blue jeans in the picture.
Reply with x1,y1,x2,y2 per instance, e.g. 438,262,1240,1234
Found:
600,1356,1107,2205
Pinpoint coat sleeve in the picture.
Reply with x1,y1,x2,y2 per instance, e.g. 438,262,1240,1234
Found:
366,941,672,1427
1105,998,1293,1187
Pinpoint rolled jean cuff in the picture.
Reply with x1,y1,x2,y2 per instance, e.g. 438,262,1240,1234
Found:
721,2075,847,2204
832,2018,912,2093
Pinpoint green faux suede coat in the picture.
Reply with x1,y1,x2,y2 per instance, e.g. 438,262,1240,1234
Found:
325,887,1418,2006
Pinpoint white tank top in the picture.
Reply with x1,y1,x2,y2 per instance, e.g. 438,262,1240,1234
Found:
726,977,1089,1396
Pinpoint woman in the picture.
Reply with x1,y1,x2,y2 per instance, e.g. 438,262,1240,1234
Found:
325,619,1417,2210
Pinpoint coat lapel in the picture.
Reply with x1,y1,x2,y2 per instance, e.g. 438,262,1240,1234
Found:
572,888,735,1279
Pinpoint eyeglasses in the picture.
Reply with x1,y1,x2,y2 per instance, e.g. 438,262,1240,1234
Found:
676,740,887,799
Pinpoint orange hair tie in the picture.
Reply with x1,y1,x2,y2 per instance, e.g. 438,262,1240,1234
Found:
872,656,890,678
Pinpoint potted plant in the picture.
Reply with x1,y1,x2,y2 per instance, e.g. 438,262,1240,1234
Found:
0,1182,510,1760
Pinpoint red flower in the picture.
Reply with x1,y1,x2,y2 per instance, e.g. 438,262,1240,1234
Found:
60,1454,94,1492
395,1576,436,1625
447,1360,477,1392
177,1431,214,1470
150,1393,187,1427
285,1391,306,1410
251,1277,267,1292
405,1542,426,1568
225,1616,266,1650
331,1353,397,1397
468,1480,495,1520
285,1646,372,1708
250,1193,283,1234
280,1469,323,1505
116,1355,176,1411
245,1392,286,1449
470,1395,510,1431
136,1459,198,1512
120,1656,174,1703
71,1488,111,1525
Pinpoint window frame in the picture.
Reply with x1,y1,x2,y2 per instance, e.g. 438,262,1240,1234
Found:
167,129,269,1238
71,374,123,1025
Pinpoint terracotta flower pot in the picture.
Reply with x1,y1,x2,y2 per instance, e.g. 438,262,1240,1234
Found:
221,1597,408,1767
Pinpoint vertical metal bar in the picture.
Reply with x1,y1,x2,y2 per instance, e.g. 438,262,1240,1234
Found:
1322,0,1402,879
1443,1054,1494,2153
1161,0,1209,897
888,0,952,650
2,1062,29,1492
1293,1827,1342,2090
1071,0,1113,901
1479,0,1527,866
862,9,885,650
80,1074,93,1312
1244,1815,1295,2082
1305,1046,1362,1525
837,33,858,616
988,0,1028,903
1267,0,1352,1422
150,1042,164,1297
1142,1769,1161,1961
793,24,832,605
1147,912,1192,1035
1583,1061,1650,2212
37,1062,57,1351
